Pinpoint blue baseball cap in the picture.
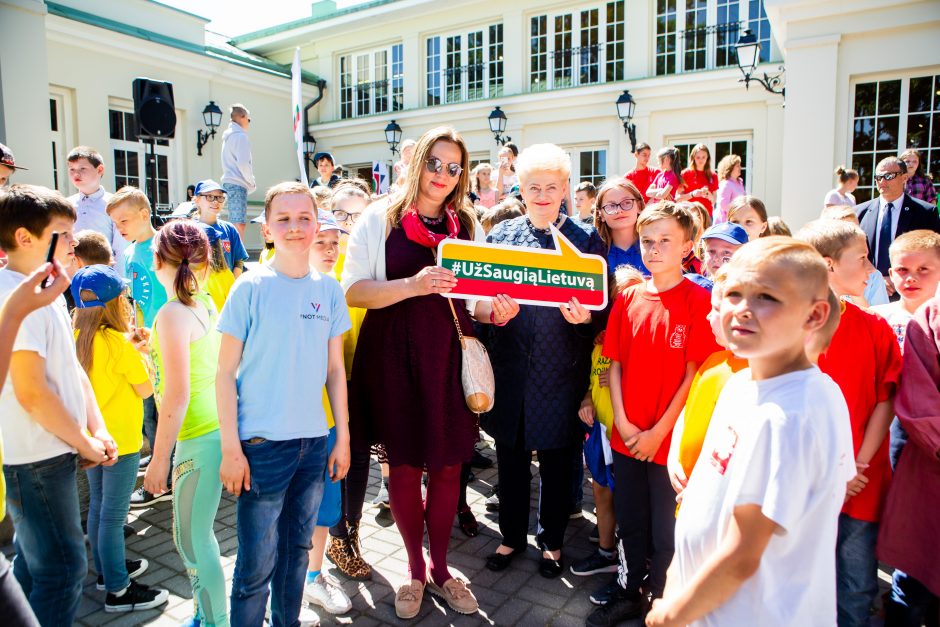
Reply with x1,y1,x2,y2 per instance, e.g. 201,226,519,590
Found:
318,209,348,235
70,265,128,308
193,180,225,196
313,152,334,165
702,222,748,246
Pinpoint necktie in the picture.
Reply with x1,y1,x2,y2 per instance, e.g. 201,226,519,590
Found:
876,202,893,274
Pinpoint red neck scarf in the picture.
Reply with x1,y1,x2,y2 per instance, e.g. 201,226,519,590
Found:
400,204,460,248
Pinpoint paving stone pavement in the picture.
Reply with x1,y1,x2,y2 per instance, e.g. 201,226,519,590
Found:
55,442,642,627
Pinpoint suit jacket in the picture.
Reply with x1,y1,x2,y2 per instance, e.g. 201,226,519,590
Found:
856,193,940,266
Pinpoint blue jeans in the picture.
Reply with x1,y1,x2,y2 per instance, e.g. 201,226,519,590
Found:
221,183,248,224
887,570,940,627
889,417,908,471
230,437,327,627
837,513,880,627
87,452,140,592
3,453,86,627
143,395,174,488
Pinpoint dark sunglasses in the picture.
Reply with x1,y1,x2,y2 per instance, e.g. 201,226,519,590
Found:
425,156,463,178
873,172,901,182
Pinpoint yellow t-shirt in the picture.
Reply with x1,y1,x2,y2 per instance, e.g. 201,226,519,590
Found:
77,327,150,456
677,350,748,478
334,251,366,380
259,247,275,265
589,343,614,436
205,268,235,313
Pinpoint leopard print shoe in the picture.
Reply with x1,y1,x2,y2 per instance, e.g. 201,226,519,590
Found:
326,531,372,581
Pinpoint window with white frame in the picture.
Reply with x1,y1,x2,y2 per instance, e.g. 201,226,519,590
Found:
339,43,403,120
668,135,752,189
656,0,769,76
851,74,940,204
108,108,173,211
50,97,64,193
567,147,608,189
529,2,625,92
426,24,503,106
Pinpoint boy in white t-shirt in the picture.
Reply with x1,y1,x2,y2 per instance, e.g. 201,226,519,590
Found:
871,229,940,472
646,237,855,627
0,185,117,625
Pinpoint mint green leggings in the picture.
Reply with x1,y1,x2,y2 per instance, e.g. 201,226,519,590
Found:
173,429,228,626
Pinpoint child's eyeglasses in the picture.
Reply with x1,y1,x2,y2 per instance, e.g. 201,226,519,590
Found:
600,198,638,215
201,194,226,203
425,157,463,178
873,172,901,182
332,209,361,223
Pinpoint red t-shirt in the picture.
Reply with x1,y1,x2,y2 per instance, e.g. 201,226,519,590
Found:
680,168,719,215
602,278,718,465
624,167,659,202
817,302,902,523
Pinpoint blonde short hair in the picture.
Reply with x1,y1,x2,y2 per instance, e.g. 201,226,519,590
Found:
726,236,831,303
612,265,645,298
515,144,571,184
889,229,940,264
796,219,866,261
106,186,150,215
264,181,317,219
637,201,695,241
312,186,333,212
766,216,792,237
820,205,858,223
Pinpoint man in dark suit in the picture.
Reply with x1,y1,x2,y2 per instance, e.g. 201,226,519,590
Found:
856,157,940,280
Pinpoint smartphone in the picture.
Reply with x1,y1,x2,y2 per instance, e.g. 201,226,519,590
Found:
42,232,59,288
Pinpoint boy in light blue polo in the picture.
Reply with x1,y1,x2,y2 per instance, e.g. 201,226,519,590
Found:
217,182,351,627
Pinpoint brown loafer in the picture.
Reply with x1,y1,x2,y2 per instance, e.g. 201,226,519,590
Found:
426,577,479,615
395,579,425,620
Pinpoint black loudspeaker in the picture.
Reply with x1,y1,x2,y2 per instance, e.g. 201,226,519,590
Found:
132,78,176,139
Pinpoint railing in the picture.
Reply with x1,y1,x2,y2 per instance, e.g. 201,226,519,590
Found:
667,20,744,75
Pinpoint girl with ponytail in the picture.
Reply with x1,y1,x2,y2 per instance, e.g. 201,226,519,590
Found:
143,219,229,626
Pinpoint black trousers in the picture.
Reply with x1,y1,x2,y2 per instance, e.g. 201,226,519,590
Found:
0,553,38,627
329,448,372,538
496,440,576,552
613,452,676,598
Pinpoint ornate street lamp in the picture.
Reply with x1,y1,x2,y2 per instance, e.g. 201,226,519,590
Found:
615,90,637,153
735,29,785,97
195,100,223,156
488,107,510,146
385,120,403,155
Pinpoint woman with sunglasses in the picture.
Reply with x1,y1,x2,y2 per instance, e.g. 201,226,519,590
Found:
481,144,606,579
594,179,648,276
342,126,520,620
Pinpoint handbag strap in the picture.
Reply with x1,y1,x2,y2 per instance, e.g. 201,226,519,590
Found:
447,297,467,349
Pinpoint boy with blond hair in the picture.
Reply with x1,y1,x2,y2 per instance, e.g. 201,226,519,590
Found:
107,186,172,506
217,182,351,626
589,201,718,625
797,220,903,627
647,237,855,627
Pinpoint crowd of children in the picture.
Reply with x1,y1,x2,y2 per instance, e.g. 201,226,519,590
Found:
0,132,938,627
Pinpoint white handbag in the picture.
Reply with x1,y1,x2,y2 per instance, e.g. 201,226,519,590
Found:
447,298,495,414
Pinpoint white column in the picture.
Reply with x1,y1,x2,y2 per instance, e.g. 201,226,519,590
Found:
0,0,54,187
402,33,421,110
779,33,841,230
502,7,524,96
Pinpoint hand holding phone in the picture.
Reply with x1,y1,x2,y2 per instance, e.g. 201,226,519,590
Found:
42,232,59,288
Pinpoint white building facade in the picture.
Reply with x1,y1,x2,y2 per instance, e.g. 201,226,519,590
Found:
0,0,321,250
235,0,939,229
1,0,938,236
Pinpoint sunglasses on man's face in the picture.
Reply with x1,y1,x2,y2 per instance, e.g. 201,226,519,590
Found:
425,156,463,178
873,172,901,182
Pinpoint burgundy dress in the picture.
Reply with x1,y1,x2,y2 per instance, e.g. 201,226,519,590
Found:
349,220,478,470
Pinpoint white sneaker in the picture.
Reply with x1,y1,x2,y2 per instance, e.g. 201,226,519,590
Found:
298,605,320,626
303,573,352,614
